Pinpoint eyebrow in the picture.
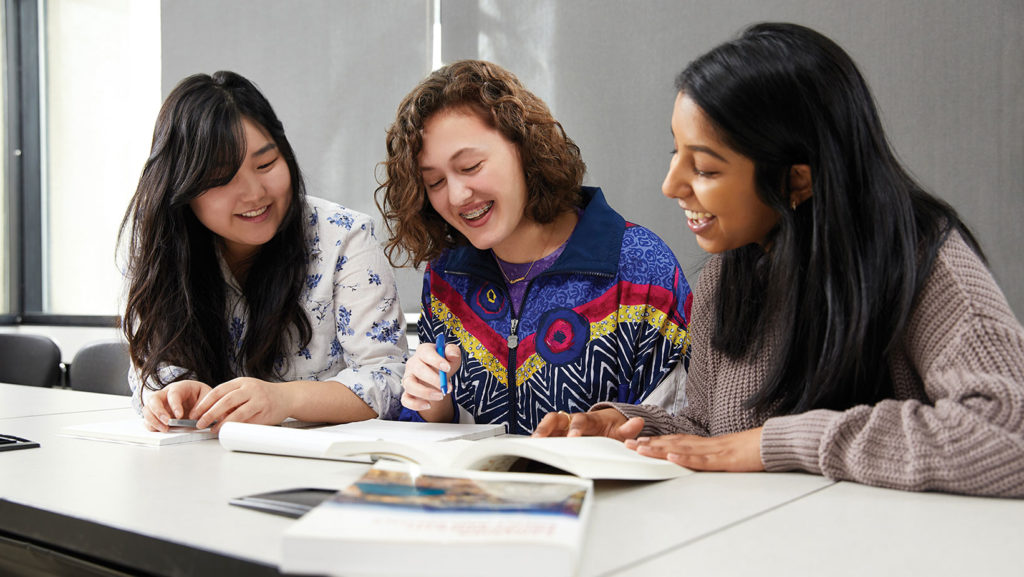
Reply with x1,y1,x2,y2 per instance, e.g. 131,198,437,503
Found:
419,147,480,172
252,142,278,157
685,144,729,163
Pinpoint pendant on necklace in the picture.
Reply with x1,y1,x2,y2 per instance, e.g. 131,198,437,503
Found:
494,251,537,286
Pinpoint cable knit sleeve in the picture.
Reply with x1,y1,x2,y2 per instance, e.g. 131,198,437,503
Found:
761,233,1024,497
592,256,719,437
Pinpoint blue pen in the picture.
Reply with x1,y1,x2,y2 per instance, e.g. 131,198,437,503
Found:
436,333,448,395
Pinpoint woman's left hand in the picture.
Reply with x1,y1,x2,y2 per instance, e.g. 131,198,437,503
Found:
189,377,292,433
625,427,765,472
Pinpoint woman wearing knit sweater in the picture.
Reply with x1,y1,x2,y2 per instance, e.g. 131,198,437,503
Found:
534,23,1024,497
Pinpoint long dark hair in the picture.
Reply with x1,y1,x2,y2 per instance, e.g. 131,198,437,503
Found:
376,59,586,268
119,71,311,391
678,23,983,414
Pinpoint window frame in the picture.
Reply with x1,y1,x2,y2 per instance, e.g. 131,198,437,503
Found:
2,0,117,328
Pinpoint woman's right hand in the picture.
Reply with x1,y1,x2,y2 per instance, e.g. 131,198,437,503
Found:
532,408,645,441
141,380,212,432
401,341,461,421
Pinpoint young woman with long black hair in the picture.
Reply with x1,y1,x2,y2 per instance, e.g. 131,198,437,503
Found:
120,71,407,432
535,23,1024,497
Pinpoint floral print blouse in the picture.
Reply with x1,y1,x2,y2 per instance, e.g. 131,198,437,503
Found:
129,196,409,418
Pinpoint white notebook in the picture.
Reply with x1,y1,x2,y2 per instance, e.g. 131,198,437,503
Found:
61,419,217,446
62,418,505,449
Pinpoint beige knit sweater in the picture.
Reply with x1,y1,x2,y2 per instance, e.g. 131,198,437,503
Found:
599,232,1024,497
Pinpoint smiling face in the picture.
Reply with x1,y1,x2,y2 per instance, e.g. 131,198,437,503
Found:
189,116,292,269
662,93,779,254
418,108,541,262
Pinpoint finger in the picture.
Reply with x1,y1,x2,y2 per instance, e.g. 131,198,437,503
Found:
632,443,672,460
195,390,247,429
209,401,261,434
666,452,719,470
532,412,568,438
567,413,608,437
165,387,189,420
190,385,230,420
143,394,172,430
142,406,168,432
406,363,445,401
614,417,645,441
443,344,461,371
413,342,454,375
401,390,433,412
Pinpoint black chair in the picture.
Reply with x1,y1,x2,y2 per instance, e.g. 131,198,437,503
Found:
67,340,132,396
0,333,63,387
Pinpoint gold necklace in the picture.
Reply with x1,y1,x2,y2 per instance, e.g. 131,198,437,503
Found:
493,221,562,285
494,253,537,285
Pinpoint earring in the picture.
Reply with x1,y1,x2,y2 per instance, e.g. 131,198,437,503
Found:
791,199,798,211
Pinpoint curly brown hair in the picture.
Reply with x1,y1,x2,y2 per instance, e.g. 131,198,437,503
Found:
375,60,586,268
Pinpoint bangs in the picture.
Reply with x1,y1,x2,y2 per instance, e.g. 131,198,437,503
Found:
170,106,247,205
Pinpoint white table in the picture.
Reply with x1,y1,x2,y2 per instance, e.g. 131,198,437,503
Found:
616,479,1024,577
0,382,131,419
1,384,1020,576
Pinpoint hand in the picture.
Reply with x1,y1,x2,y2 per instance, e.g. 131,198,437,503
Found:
142,380,212,432
625,427,765,472
401,342,461,419
532,408,645,441
189,377,292,433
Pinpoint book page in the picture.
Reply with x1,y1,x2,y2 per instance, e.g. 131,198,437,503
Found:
314,420,505,442
219,423,374,458
453,436,692,480
218,421,505,462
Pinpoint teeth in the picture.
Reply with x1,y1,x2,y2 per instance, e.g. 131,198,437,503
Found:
240,206,268,218
685,209,714,220
461,201,493,221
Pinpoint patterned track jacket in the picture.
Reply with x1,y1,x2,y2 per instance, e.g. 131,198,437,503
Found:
403,187,691,434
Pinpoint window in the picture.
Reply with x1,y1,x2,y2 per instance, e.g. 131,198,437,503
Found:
41,0,159,315
1,1,9,317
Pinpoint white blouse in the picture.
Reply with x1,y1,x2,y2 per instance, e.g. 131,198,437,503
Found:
129,196,408,418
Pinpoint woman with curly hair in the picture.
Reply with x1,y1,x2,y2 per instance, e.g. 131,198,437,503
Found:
120,71,408,432
376,60,692,434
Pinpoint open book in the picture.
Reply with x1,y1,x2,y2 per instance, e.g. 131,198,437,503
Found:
281,461,593,577
219,422,690,481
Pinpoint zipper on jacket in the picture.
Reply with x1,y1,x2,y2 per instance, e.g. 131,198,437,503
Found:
506,317,519,435
446,267,613,435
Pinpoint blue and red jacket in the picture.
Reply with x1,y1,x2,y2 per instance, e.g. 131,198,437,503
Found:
402,187,692,434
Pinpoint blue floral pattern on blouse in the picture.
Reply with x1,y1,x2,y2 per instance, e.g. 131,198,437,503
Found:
129,197,408,418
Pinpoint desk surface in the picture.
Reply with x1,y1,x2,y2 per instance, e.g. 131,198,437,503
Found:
617,479,1024,576
0,382,131,419
1,385,1021,577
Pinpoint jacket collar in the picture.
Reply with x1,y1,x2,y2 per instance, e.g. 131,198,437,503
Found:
443,186,624,280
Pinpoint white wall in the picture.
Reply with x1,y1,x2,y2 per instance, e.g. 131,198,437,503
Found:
160,0,1024,317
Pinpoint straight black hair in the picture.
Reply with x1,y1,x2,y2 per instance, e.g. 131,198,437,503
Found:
119,71,311,391
677,22,983,414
